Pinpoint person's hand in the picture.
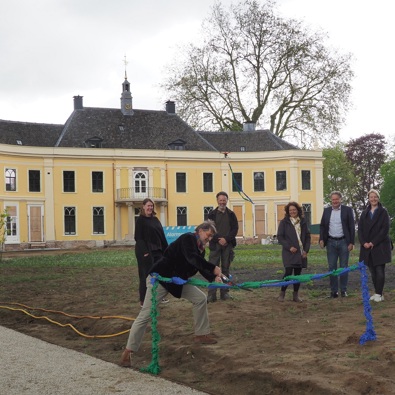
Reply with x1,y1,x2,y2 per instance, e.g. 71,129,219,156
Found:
215,276,223,283
302,251,307,258
218,237,228,246
348,244,354,251
213,266,222,277
363,242,373,249
144,253,149,257
319,240,324,249
290,247,297,253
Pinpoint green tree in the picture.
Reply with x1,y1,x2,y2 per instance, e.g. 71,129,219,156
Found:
0,209,8,260
322,144,356,206
163,0,353,147
380,160,395,240
345,133,387,217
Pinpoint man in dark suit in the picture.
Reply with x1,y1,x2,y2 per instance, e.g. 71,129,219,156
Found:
319,191,355,298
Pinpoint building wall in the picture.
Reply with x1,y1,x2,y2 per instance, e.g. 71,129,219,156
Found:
0,145,323,249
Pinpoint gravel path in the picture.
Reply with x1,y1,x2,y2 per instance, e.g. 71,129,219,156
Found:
0,326,208,395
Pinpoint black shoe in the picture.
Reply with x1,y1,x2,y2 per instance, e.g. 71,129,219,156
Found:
341,291,348,297
220,293,232,301
207,295,217,303
328,292,338,298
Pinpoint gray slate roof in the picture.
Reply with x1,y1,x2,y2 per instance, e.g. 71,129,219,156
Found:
198,130,298,152
0,120,63,147
0,108,298,152
55,108,217,151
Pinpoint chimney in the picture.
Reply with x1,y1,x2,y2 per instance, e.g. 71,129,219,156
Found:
243,122,256,132
166,100,175,114
73,95,83,110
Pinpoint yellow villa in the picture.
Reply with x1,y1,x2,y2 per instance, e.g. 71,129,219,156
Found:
0,77,323,250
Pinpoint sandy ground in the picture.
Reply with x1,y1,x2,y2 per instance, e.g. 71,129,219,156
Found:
1,248,395,394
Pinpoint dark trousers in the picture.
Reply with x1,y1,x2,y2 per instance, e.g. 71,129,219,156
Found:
368,260,386,295
208,243,233,297
281,267,302,292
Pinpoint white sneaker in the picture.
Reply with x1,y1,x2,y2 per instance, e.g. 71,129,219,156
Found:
372,294,384,302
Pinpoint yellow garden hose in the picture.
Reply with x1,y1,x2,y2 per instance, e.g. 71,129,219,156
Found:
0,302,134,339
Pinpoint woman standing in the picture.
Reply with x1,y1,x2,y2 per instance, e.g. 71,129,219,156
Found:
277,202,311,302
135,198,168,307
358,189,392,302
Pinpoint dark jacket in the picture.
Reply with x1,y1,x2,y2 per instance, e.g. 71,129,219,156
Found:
134,215,168,264
319,205,355,247
358,203,392,266
208,207,238,248
150,232,217,298
277,217,311,268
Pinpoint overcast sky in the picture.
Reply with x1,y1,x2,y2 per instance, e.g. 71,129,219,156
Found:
0,0,393,142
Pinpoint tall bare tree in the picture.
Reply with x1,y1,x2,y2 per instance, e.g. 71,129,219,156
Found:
163,0,353,147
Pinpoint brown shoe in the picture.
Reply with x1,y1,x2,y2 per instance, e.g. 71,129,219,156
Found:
194,334,218,344
119,349,133,367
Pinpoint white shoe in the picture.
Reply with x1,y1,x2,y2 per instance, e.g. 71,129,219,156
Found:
371,294,384,302
161,298,169,304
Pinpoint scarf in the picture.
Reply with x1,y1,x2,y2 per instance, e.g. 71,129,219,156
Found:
290,217,304,254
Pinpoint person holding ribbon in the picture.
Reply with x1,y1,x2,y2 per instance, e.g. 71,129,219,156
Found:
120,220,223,368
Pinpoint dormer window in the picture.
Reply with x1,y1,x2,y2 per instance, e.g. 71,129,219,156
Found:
240,146,246,152
118,125,125,131
16,140,22,145
168,139,186,150
85,136,103,148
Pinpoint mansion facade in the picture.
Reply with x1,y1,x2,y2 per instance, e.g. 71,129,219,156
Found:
0,77,323,250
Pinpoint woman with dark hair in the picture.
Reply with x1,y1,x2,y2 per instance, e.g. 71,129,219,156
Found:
277,202,311,302
358,189,392,302
120,220,223,367
135,198,168,307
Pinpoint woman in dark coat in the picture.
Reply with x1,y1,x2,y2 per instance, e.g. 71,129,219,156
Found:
277,202,311,302
134,198,168,307
358,189,392,302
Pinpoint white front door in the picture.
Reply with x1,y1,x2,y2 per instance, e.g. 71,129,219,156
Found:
5,203,19,244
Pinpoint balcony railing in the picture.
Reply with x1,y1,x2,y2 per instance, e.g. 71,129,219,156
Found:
116,187,167,201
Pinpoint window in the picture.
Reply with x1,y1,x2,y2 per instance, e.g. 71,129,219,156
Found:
168,139,186,150
16,140,22,145
29,170,41,192
134,171,147,195
63,171,75,192
232,172,242,192
203,173,213,192
64,207,76,235
92,171,103,192
177,206,187,226
254,172,265,192
176,172,186,192
240,146,246,152
5,168,16,191
276,171,287,191
302,204,312,228
85,137,103,148
93,207,104,234
302,170,311,190
204,206,213,221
